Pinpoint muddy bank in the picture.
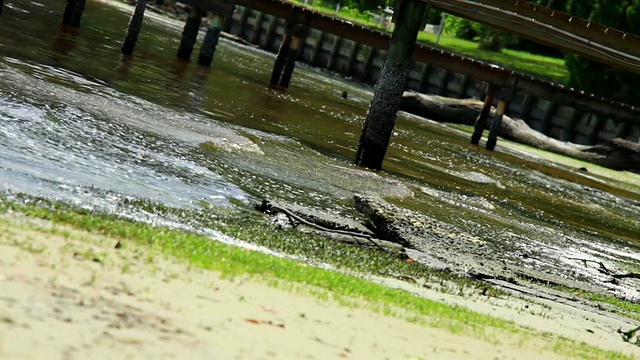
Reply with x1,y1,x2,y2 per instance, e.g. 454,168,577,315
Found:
262,193,640,305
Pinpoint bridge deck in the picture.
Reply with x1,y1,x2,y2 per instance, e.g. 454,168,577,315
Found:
425,0,640,74
184,0,640,75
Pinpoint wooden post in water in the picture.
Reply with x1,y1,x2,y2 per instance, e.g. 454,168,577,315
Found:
269,22,294,89
471,83,496,145
198,13,224,67
485,77,518,151
354,0,430,169
486,86,515,151
1,0,4,15
279,24,308,89
121,0,148,55
62,0,86,28
177,7,204,61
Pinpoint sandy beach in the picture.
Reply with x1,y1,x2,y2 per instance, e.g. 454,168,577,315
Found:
2,212,640,359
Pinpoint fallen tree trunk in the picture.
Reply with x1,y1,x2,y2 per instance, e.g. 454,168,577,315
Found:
400,91,640,172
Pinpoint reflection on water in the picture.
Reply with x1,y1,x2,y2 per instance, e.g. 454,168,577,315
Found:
2,0,640,296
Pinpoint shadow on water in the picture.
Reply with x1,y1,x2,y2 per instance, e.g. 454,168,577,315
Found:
2,0,640,297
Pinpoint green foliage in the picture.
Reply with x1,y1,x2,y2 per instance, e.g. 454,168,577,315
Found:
444,16,476,40
315,0,388,12
562,0,640,105
472,23,517,53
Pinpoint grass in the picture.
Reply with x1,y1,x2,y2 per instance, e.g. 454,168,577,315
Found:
289,0,569,83
416,32,569,83
0,193,636,359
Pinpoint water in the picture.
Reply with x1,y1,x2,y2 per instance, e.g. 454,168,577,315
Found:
2,0,640,296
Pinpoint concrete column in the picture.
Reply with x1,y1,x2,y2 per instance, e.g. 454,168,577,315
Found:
269,22,294,89
471,84,496,145
616,121,632,139
261,16,278,50
309,31,325,66
62,0,86,28
121,0,148,55
177,7,203,61
236,6,250,38
198,14,224,67
327,36,343,71
586,115,606,145
417,63,431,93
360,46,376,82
519,94,535,122
563,109,583,142
539,102,559,135
344,42,360,76
250,12,264,44
457,75,471,98
354,0,431,169
437,70,451,96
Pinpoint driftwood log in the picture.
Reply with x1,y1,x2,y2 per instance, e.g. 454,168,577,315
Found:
401,91,640,172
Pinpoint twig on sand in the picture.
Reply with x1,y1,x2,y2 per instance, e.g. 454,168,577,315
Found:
568,257,640,282
255,200,392,254
618,326,640,346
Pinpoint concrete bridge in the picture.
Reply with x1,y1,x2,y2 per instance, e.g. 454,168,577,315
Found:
5,0,640,169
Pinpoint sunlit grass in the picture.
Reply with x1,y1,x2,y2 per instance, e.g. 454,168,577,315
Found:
416,32,569,83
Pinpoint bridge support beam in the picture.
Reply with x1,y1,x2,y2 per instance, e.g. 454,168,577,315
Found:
177,7,204,61
198,14,224,67
471,83,496,145
279,24,307,89
486,93,509,151
269,22,293,89
121,0,148,55
354,0,430,169
270,23,307,90
62,0,86,28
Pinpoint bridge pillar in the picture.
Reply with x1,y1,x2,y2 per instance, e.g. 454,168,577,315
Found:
198,14,225,67
279,25,308,89
471,83,497,145
62,0,86,28
354,0,431,169
177,7,204,61
121,0,148,55
486,95,508,151
270,23,307,90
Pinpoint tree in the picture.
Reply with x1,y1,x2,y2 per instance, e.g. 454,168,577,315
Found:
563,0,640,105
